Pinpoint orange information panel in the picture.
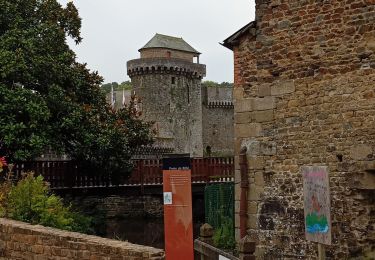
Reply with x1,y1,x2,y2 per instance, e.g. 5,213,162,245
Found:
163,157,193,260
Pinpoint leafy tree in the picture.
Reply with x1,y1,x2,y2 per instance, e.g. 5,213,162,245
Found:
119,81,132,90
202,81,233,88
101,81,132,94
219,82,233,88
0,0,153,176
101,82,119,94
202,80,218,88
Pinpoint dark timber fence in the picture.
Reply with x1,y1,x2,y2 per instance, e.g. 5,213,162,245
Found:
12,157,234,189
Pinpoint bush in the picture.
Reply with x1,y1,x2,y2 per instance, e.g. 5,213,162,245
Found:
213,216,236,250
3,172,91,233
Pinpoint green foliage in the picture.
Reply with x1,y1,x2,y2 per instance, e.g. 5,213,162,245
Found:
202,81,233,88
0,85,50,160
5,173,91,233
213,216,236,250
0,0,153,176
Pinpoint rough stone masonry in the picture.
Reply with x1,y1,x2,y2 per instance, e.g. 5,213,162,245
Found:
223,0,375,259
127,34,234,157
0,218,164,260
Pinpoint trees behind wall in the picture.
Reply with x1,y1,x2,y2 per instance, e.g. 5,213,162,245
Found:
0,0,153,176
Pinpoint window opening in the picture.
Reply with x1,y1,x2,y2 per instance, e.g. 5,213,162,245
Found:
187,84,190,103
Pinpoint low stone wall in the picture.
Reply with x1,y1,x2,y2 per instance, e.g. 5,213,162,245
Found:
0,218,164,260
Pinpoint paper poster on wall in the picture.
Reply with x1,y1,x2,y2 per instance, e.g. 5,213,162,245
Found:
302,166,332,245
163,192,172,205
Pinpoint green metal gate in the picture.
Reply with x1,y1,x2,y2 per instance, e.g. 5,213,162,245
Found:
204,183,234,229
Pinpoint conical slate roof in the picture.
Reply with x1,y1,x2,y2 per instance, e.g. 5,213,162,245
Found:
139,33,200,54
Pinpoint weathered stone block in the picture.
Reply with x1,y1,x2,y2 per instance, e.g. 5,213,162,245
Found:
235,112,252,124
236,123,262,138
241,139,261,156
235,183,241,201
271,80,295,96
350,171,375,190
235,99,253,113
248,185,263,201
235,200,241,213
247,201,258,214
247,214,258,229
350,144,372,160
254,172,265,186
253,97,275,111
251,110,274,122
234,86,245,100
257,84,271,97
247,156,265,169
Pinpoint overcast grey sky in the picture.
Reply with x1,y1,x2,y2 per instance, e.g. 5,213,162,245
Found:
58,0,255,84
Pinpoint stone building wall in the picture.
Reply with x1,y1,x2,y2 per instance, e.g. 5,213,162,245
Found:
202,86,234,156
0,218,164,259
231,0,375,259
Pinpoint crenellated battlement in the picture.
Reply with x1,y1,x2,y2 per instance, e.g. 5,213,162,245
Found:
127,58,206,79
126,33,234,157
206,101,234,109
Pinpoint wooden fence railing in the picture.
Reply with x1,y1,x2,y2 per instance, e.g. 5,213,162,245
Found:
11,157,234,189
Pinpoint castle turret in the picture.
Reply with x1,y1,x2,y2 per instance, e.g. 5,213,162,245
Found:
127,34,206,157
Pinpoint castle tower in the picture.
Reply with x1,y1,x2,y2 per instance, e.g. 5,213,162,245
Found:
127,34,206,157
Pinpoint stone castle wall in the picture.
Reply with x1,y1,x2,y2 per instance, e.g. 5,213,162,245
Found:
128,58,205,157
0,218,164,259
202,86,234,156
233,0,375,259
104,84,236,157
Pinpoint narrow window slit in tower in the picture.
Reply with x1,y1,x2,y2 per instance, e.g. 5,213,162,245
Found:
187,84,190,104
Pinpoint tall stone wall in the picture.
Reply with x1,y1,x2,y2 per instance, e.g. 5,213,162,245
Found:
233,0,375,259
0,218,164,259
202,86,234,156
128,58,205,157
